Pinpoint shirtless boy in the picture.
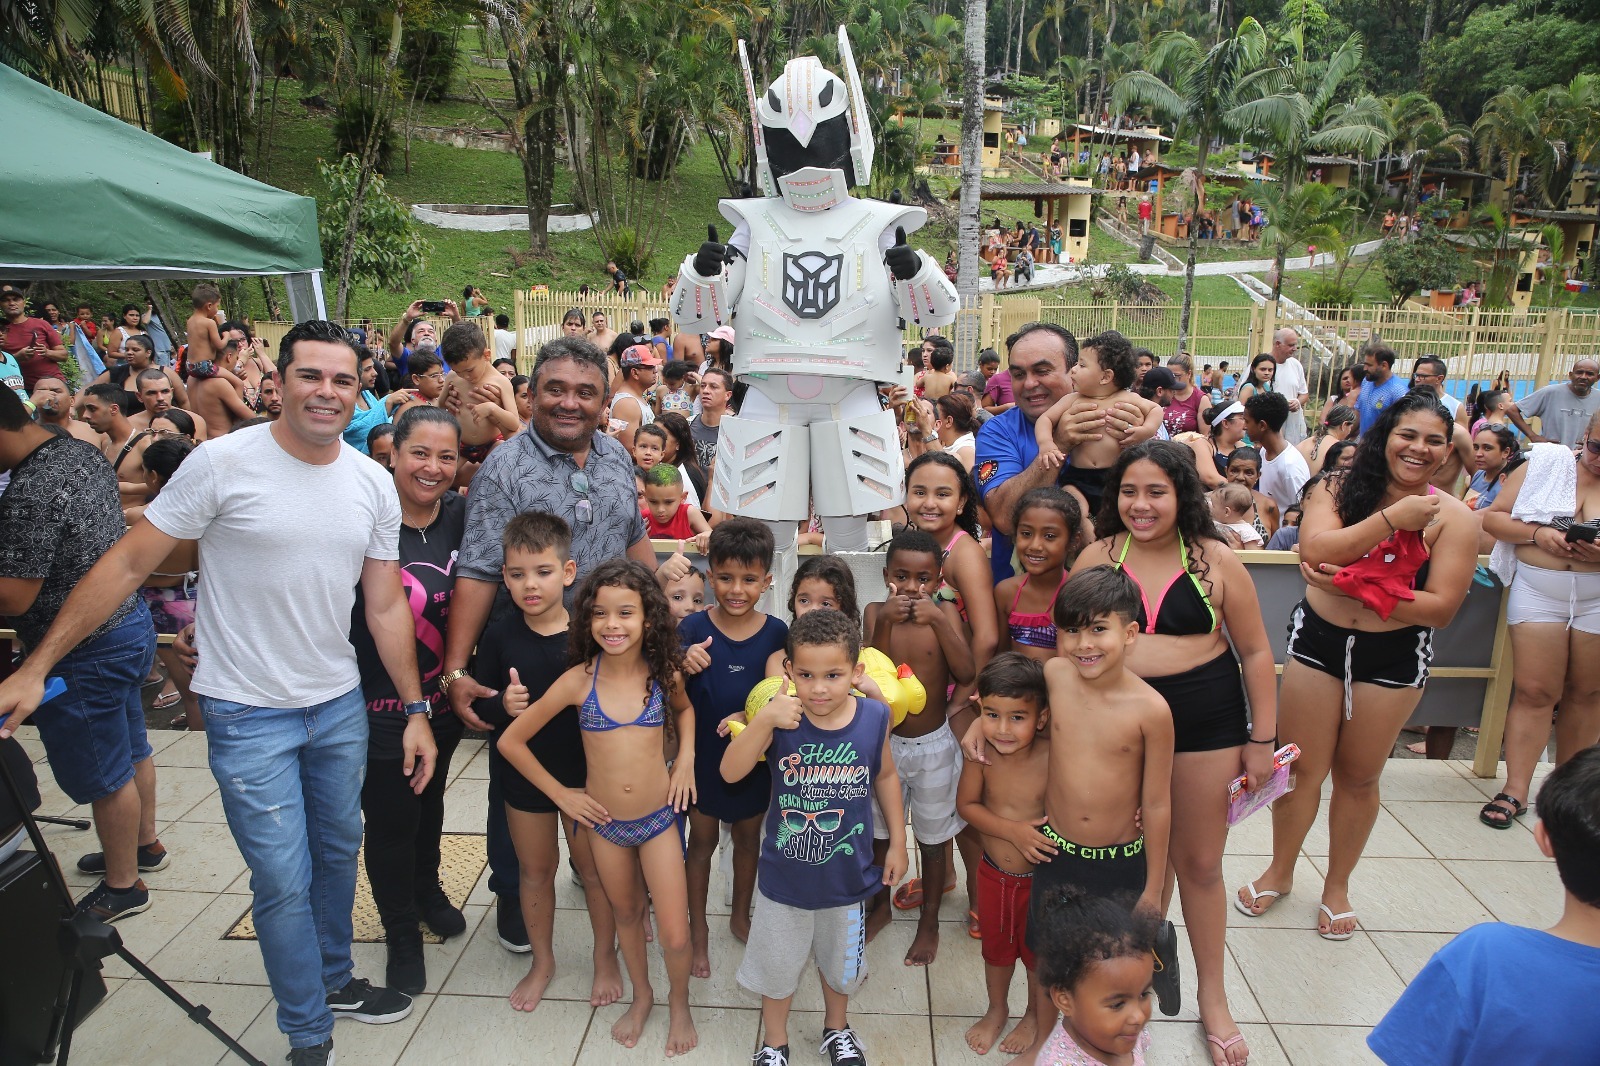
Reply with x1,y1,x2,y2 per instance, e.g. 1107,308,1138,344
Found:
956,653,1055,1056
439,322,518,483
1036,330,1162,516
184,283,225,367
863,527,976,965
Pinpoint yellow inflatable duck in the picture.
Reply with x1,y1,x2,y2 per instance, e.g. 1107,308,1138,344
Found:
728,648,926,742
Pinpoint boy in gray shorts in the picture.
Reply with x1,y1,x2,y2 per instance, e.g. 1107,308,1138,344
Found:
721,609,909,1066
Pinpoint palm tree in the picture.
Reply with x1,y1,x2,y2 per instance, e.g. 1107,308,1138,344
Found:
1474,86,1549,211
956,0,986,309
1536,75,1600,210
1258,182,1355,301
1113,16,1289,347
1385,92,1469,217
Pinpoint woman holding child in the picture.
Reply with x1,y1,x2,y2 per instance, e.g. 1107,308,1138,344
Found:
1072,440,1279,1066
1237,393,1477,942
349,406,468,995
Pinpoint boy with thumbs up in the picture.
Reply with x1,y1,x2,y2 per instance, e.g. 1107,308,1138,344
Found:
679,518,788,979
474,513,622,1013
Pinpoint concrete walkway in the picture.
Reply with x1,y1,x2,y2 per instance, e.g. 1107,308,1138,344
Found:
17,730,1558,1066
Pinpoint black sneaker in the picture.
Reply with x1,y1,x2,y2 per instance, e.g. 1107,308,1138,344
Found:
1152,919,1182,1017
820,1027,866,1066
385,924,426,996
326,978,412,1024
77,842,170,875
417,883,466,939
75,879,151,923
753,1045,790,1066
286,1039,334,1065
496,894,530,954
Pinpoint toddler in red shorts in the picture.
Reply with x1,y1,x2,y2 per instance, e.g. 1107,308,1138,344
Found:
955,653,1054,1056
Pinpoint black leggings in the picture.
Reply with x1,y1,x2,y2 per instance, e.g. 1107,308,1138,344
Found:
361,730,462,931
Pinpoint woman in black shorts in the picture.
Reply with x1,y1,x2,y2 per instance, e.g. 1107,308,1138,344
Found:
1071,441,1278,1066
350,407,466,994
1236,392,1477,942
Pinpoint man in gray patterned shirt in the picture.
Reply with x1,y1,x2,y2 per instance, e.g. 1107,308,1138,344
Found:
437,336,678,950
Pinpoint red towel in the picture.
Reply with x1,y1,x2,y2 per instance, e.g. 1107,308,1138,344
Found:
1331,528,1429,620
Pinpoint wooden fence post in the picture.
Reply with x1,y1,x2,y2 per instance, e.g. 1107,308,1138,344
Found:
1534,308,1563,390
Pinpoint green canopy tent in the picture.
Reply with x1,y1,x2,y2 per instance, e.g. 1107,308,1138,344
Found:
0,62,326,319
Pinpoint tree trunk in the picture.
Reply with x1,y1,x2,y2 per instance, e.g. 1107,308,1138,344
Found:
1179,142,1209,349
957,0,987,305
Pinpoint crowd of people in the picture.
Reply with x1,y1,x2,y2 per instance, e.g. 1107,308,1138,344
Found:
0,275,1596,1066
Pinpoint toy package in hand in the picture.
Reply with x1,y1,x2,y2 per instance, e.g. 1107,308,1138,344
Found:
1226,743,1301,826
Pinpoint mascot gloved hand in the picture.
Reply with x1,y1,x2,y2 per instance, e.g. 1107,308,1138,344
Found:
726,649,927,750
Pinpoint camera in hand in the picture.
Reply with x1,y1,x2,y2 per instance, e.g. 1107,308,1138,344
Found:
419,300,447,314
1565,520,1600,543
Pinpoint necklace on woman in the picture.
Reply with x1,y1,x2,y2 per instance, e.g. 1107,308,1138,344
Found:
403,499,441,543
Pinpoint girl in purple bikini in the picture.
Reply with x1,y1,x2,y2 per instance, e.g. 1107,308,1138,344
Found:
496,559,700,1057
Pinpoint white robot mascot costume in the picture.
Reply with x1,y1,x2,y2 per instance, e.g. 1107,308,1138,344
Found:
670,28,960,592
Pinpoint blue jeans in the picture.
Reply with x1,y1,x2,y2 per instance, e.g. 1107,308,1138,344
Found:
38,601,155,804
201,688,368,1048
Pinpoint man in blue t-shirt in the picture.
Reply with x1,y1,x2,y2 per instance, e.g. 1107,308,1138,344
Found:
973,324,1145,581
1368,746,1600,1066
1355,342,1409,436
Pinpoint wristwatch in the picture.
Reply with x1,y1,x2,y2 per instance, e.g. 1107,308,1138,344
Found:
438,668,470,694
403,700,432,720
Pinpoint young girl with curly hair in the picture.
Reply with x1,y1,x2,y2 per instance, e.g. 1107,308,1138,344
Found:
497,558,699,1056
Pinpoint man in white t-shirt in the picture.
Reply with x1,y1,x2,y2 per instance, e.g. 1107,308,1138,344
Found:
1245,391,1309,512
492,313,516,362
1271,327,1311,444
0,321,437,1066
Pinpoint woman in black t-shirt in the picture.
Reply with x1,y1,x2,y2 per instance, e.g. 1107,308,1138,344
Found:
349,406,468,995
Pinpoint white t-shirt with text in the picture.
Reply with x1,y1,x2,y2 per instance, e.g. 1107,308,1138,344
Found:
145,423,401,707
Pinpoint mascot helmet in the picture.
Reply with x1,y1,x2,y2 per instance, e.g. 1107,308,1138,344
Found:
739,28,874,197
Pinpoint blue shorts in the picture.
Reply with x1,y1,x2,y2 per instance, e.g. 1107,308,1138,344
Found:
34,601,156,805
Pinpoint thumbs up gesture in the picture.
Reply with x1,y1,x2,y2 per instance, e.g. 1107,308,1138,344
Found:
885,225,919,281
503,668,530,717
659,540,694,584
694,224,731,278
684,635,715,676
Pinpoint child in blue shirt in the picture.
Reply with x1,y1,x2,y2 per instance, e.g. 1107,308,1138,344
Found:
722,609,909,1066
1368,745,1600,1065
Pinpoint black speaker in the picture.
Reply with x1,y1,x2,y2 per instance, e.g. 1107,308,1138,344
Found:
0,849,106,1066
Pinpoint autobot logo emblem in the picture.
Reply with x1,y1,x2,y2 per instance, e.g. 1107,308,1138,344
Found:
782,251,843,319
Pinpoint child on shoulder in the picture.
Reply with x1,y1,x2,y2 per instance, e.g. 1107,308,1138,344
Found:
1035,330,1162,517
722,609,908,1066
1369,745,1600,1065
678,519,788,978
863,527,975,962
475,514,620,1013
497,559,699,1056
956,653,1055,1056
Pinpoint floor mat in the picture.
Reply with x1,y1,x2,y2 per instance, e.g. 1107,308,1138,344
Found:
226,833,486,944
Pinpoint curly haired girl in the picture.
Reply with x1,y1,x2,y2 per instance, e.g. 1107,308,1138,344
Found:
497,558,698,1055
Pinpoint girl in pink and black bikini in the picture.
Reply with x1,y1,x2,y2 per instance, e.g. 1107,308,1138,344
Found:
994,488,1086,662
497,559,700,1057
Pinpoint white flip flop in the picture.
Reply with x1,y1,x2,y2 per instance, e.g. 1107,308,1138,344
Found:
1233,881,1285,917
1318,903,1357,941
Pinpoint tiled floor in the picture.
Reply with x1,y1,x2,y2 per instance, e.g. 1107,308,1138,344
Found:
15,732,1558,1066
